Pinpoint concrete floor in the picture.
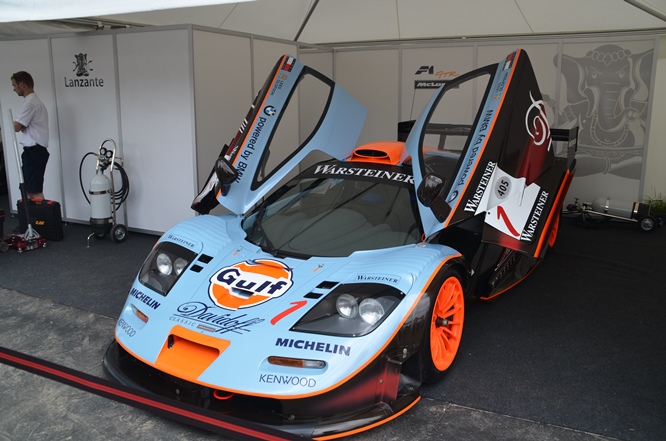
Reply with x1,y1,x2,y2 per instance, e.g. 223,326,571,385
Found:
2,190,662,440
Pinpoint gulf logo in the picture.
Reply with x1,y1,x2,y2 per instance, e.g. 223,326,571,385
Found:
209,259,293,310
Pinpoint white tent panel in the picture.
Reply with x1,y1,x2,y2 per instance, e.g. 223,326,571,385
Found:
395,0,533,41
1,0,665,43
0,0,250,22
51,34,122,224
105,0,312,42
644,35,666,197
516,0,665,34
192,31,252,192
116,28,197,232
334,49,400,145
299,0,402,43
400,45,475,122
252,39,299,92
96,0,666,45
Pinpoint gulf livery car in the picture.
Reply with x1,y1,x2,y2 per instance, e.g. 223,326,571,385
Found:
104,51,576,439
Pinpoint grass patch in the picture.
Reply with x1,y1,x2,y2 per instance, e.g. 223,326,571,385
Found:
645,192,666,214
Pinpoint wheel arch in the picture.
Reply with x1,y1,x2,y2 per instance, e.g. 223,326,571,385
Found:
396,256,469,384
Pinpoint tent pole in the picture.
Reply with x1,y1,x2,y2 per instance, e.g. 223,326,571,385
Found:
294,0,319,41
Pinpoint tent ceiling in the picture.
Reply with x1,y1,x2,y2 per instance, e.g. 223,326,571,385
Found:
1,0,665,44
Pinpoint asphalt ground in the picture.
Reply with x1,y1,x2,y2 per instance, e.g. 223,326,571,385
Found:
1,191,664,441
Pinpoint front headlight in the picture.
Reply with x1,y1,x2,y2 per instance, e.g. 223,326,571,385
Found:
359,298,385,325
293,283,403,337
336,294,359,318
139,242,197,295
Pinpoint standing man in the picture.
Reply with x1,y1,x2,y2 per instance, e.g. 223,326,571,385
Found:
11,71,49,200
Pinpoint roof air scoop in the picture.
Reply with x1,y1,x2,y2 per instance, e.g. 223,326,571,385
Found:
348,141,405,165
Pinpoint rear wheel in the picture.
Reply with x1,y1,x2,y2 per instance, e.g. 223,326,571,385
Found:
420,269,465,383
638,215,657,233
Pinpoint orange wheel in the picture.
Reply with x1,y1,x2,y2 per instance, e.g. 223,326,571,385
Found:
548,210,561,248
420,270,465,383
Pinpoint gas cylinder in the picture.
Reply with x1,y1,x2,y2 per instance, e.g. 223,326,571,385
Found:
90,172,113,234
591,197,648,220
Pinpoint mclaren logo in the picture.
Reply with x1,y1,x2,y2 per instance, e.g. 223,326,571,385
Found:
209,259,293,310
414,80,447,89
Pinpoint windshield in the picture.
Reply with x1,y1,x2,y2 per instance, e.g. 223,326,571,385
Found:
242,166,421,257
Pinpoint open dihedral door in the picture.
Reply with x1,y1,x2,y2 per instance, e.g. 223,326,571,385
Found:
405,49,576,259
192,55,368,216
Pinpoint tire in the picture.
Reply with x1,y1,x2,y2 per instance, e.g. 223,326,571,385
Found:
111,224,127,243
638,215,657,233
419,269,465,383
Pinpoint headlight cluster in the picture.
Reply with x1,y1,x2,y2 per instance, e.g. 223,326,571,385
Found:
293,284,403,337
138,242,197,295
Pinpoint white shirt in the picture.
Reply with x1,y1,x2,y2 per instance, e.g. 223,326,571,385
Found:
16,92,49,148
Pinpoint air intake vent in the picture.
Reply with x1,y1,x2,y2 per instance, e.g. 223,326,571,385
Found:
317,281,338,290
348,141,405,165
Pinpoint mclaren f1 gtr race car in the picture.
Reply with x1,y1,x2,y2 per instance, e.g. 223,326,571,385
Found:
104,50,577,439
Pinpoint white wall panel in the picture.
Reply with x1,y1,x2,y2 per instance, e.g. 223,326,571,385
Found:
51,34,120,223
556,39,655,203
335,49,400,145
297,51,334,170
644,36,666,201
116,29,196,233
400,46,475,122
252,40,299,94
298,51,333,79
328,39,659,204
192,31,252,191
0,39,61,210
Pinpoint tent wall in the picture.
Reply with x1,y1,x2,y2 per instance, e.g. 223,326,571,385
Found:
0,26,299,233
2,27,664,236
51,34,121,226
115,28,196,232
192,31,252,202
304,35,661,205
644,35,666,201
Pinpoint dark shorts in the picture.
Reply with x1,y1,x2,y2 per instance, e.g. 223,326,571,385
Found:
21,145,50,194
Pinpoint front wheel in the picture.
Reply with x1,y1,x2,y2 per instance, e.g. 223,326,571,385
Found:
419,269,465,383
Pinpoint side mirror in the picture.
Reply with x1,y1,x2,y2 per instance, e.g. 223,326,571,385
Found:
417,173,451,222
215,157,238,185
215,157,238,197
